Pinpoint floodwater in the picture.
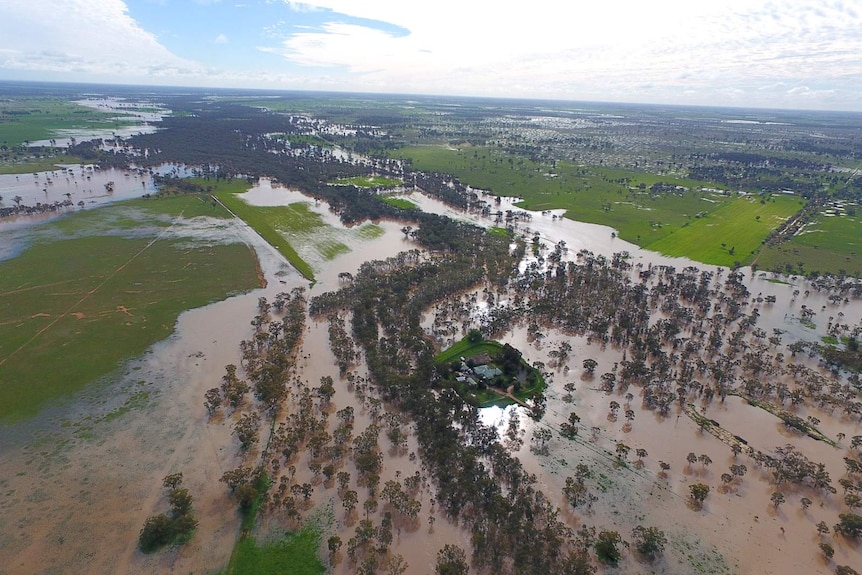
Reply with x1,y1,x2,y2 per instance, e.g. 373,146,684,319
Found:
27,98,167,148
1,179,860,574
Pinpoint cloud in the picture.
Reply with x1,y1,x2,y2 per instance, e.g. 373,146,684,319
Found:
1,0,861,109
0,0,204,79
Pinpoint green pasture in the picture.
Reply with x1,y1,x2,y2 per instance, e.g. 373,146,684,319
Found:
0,199,261,422
223,527,323,575
380,196,418,210
392,145,721,242
391,144,813,266
0,98,137,147
645,194,801,266
756,210,862,277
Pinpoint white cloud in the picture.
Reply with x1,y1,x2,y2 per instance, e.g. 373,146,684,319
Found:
1,0,862,109
265,0,862,108
0,0,204,80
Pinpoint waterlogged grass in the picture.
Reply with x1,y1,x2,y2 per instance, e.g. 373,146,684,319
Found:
380,196,418,210
214,186,316,281
331,175,400,188
645,195,801,266
0,204,262,422
356,223,385,239
0,98,137,147
393,145,720,239
224,527,324,575
0,154,84,174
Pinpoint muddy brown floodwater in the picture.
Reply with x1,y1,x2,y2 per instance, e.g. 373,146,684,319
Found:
1,180,860,574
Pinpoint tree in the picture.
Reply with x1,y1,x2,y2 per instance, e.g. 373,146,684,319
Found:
594,530,623,565
138,514,174,553
816,521,830,536
770,491,785,509
819,542,834,559
836,567,860,575
328,535,342,558
686,452,698,470
582,358,598,374
801,497,812,510
204,388,222,415
631,525,666,561
689,483,710,508
436,544,469,575
615,442,631,460
835,513,862,538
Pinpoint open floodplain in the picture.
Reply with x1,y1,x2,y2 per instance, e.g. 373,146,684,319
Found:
1,84,862,575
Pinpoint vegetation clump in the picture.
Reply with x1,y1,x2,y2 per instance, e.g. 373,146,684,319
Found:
138,473,198,553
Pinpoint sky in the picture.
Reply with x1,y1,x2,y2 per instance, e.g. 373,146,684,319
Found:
2,0,862,111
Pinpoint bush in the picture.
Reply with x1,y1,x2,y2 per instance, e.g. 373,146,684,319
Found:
139,514,174,553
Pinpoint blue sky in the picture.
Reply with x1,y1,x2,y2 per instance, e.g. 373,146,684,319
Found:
2,0,862,111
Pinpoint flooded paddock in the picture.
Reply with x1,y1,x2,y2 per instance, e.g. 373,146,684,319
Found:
1,179,860,574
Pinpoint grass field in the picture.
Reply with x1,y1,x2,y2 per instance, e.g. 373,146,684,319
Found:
644,194,802,266
0,196,262,422
380,196,418,210
212,179,397,281
215,186,332,281
756,210,862,276
223,527,323,575
392,144,813,267
392,144,723,243
0,98,137,147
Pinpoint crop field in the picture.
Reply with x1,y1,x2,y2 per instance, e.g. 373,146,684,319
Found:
0,195,262,422
0,98,136,147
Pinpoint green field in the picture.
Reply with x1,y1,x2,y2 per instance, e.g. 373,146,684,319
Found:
0,98,137,147
756,210,862,277
645,194,802,266
0,195,262,422
392,145,722,243
392,144,815,267
380,196,418,210
224,527,324,575
214,181,340,281
212,179,397,281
